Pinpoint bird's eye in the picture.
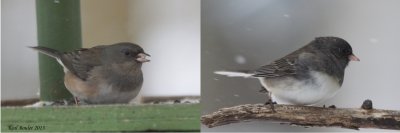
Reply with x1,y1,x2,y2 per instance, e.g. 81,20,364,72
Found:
121,49,131,56
341,48,351,55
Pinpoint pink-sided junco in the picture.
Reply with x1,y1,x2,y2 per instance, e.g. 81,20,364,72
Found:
215,37,359,110
30,42,150,104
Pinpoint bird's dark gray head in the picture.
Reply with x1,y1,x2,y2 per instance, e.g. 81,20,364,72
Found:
312,37,360,63
306,37,359,85
103,42,150,64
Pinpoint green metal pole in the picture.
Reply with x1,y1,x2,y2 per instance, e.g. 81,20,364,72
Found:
36,0,82,101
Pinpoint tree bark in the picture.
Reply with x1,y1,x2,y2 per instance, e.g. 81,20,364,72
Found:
201,103,400,130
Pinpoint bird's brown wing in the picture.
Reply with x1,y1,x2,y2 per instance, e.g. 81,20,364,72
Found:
253,55,298,78
60,47,104,80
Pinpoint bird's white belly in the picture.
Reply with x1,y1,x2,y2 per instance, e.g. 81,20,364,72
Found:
88,83,141,104
64,70,141,104
259,71,341,105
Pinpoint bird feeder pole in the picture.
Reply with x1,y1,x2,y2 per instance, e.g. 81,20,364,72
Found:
36,0,82,101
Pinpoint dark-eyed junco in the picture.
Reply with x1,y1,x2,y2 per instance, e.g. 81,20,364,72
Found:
30,42,150,104
215,37,359,108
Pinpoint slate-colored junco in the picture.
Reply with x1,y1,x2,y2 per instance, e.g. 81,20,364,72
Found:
215,37,359,108
30,42,150,104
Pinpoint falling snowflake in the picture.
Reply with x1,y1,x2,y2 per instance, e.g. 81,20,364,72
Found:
234,55,246,64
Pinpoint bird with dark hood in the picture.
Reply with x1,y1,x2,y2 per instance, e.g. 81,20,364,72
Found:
30,42,150,104
215,37,359,110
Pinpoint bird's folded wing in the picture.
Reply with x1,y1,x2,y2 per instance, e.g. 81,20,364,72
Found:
253,56,297,78
60,48,103,80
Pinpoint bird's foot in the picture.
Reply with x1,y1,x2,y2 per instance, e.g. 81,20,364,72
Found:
323,104,336,108
74,97,80,105
264,99,277,113
264,100,277,105
259,86,276,112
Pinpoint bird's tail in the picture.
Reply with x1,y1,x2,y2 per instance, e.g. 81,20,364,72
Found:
214,70,254,78
29,46,62,59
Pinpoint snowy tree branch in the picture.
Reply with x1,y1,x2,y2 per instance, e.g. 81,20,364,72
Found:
201,100,400,130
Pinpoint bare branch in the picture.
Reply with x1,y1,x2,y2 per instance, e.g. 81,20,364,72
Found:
201,102,400,130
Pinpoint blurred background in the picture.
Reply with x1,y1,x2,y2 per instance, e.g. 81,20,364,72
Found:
202,0,400,132
1,0,200,101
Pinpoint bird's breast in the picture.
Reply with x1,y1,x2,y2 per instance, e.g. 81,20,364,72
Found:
64,64,143,104
64,71,99,99
260,71,341,105
105,62,144,92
